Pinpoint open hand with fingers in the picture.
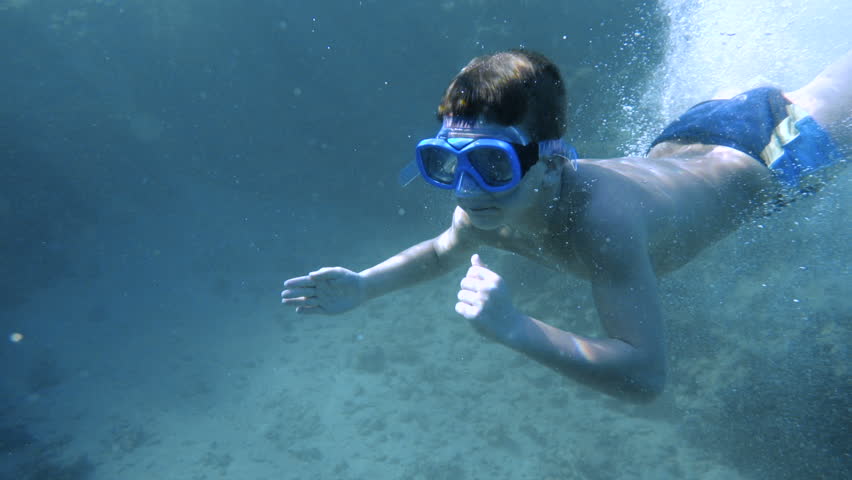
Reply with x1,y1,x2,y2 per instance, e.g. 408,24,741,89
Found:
281,267,366,315
456,254,524,341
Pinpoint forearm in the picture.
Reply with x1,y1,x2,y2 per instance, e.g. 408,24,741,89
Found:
359,238,459,301
501,314,665,402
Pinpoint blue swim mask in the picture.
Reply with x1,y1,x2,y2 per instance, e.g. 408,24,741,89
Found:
399,118,578,193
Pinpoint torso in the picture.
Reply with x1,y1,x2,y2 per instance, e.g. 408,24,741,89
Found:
475,144,779,277
483,221,588,275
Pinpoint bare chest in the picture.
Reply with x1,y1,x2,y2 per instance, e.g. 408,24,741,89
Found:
484,224,588,276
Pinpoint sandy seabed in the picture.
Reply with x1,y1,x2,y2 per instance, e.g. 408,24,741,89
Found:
2,182,849,480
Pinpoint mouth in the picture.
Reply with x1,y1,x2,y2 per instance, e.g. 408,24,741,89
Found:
466,206,498,213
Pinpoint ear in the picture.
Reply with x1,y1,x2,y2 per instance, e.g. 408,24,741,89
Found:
538,139,579,172
541,159,563,188
542,151,562,169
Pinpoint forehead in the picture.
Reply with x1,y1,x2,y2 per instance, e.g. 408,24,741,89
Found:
439,116,531,145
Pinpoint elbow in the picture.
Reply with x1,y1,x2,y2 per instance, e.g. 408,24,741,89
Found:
615,360,667,404
582,364,666,404
622,347,668,404
622,372,666,404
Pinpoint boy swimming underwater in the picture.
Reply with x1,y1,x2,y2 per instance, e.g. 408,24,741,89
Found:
282,49,849,403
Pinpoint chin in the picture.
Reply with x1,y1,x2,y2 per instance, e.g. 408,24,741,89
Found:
464,207,505,230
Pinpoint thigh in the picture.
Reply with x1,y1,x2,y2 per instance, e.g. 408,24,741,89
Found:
784,50,852,139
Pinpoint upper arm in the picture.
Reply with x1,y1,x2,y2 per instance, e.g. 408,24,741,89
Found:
578,219,666,374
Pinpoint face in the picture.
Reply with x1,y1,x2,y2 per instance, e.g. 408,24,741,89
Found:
434,121,546,229
433,125,499,224
455,159,550,230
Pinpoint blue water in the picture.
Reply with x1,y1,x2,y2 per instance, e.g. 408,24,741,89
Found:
1,1,849,479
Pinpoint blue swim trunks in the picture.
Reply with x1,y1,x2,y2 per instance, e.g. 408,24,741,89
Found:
649,87,845,187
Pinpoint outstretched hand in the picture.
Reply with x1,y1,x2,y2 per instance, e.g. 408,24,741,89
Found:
281,267,366,315
456,254,523,341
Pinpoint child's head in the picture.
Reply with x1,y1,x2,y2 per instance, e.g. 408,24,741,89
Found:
437,49,567,143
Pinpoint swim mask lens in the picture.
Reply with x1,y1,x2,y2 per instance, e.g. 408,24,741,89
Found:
415,138,526,192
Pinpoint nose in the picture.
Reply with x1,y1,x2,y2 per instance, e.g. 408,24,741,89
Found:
454,171,486,198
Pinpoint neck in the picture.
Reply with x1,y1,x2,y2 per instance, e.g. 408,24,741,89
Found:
512,167,567,236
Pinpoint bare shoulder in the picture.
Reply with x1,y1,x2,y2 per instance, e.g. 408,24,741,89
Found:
565,166,653,274
574,219,657,288
569,161,655,227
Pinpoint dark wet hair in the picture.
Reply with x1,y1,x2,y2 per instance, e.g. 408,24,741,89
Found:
436,49,568,142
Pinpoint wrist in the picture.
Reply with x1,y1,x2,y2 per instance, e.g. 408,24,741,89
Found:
356,271,372,302
493,309,530,347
